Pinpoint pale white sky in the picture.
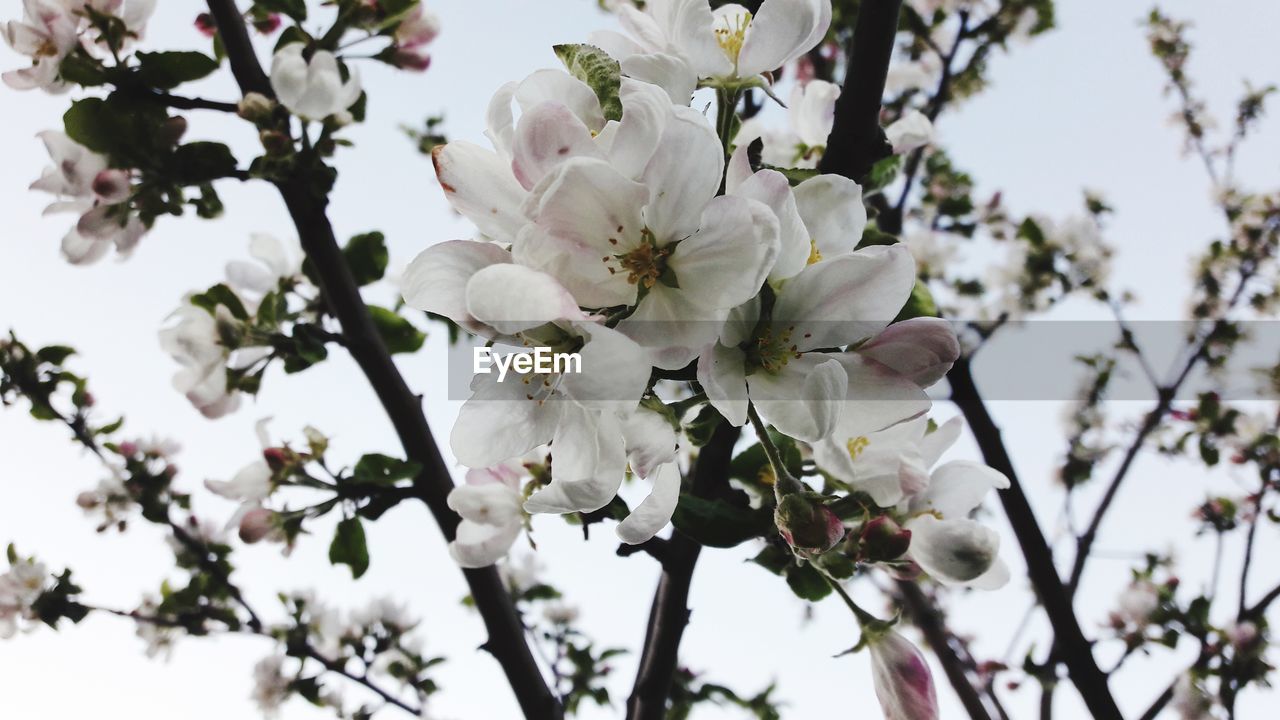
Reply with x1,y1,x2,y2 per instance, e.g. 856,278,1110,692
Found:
1,1,1277,719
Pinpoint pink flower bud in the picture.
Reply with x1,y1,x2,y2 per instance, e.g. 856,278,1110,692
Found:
262,447,288,471
775,494,845,555
870,630,939,720
859,516,912,563
76,491,100,509
252,13,281,34
194,13,216,37
92,169,131,205
118,441,139,457
238,508,276,544
392,48,431,72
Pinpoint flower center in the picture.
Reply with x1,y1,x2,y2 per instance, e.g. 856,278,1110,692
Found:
807,239,823,265
749,325,801,373
714,10,752,66
846,436,870,460
607,229,670,288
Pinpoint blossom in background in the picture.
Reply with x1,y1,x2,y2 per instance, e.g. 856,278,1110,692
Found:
0,556,49,638
737,78,839,168
159,303,251,419
448,463,528,568
29,130,144,264
885,110,935,154
391,3,440,71
270,43,363,121
225,233,303,309
2,0,157,92
251,655,292,716
868,629,940,720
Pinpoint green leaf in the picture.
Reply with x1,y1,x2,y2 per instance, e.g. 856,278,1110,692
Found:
36,345,76,365
169,142,239,185
893,280,939,322
671,495,771,548
135,51,219,89
63,95,170,160
369,306,425,355
59,53,109,87
859,223,898,248
255,0,307,21
190,283,249,320
729,433,802,487
762,164,819,186
752,544,792,575
864,154,902,191
329,517,369,579
784,562,831,601
343,232,388,286
553,44,623,122
352,454,421,485
280,324,330,373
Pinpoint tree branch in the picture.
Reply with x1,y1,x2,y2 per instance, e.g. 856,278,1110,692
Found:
897,581,995,720
818,0,903,182
204,3,560,718
948,357,1123,720
626,423,741,720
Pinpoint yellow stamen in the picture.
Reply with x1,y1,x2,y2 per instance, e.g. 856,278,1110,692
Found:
807,239,823,265
846,436,870,460
714,11,752,66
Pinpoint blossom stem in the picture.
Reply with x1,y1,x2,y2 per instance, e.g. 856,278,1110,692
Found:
714,87,741,180
746,404,804,498
820,570,881,628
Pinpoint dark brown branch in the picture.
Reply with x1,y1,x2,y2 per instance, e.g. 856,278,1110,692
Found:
817,0,903,182
204,3,559,718
626,423,741,720
153,92,240,113
948,358,1123,720
897,581,994,720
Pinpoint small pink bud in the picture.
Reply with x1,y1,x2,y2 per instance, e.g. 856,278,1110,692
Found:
262,447,288,471
194,13,216,37
392,48,431,72
76,491,100,509
775,494,845,556
859,516,912,562
238,508,276,544
869,630,939,720
118,441,139,457
252,13,281,34
91,169,131,205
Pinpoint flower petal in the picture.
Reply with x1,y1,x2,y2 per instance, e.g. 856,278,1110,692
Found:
514,69,606,132
621,407,680,479
464,263,586,334
669,194,779,309
737,0,831,77
450,373,561,468
857,317,960,387
698,343,749,426
402,239,512,331
450,519,521,568
617,462,682,544
748,355,847,442
432,141,528,241
832,353,932,439
911,459,1010,519
771,244,916,351
730,168,808,281
641,105,723,243
511,101,606,191
906,514,1001,585
793,174,867,258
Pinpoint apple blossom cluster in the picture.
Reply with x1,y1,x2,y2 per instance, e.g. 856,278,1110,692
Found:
2,0,155,92
0,551,50,638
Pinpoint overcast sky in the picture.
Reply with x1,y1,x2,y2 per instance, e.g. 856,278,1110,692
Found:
1,1,1278,719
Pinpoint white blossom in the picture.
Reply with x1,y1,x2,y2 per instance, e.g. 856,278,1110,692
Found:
270,43,363,121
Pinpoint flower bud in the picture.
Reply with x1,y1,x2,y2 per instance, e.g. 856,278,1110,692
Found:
252,13,281,34
391,48,431,72
238,507,277,544
774,494,845,555
159,117,188,146
118,441,139,458
1226,621,1260,652
260,130,292,156
91,169,131,205
859,516,912,563
194,13,216,37
76,491,100,510
869,630,939,720
262,447,289,471
238,92,276,123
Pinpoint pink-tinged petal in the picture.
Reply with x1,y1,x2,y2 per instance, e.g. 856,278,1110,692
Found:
724,142,754,195
514,69,606,132
447,483,523,527
61,229,109,265
748,355,847,442
720,295,762,347
465,263,585,334
617,462,682,544
793,173,866,258
511,101,606,190
869,630,940,720
669,194,779,309
432,141,528,241
402,239,511,331
737,0,831,78
641,105,723,243
831,353,932,439
771,244,916,351
698,343,749,427
513,224,636,309
858,317,960,387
